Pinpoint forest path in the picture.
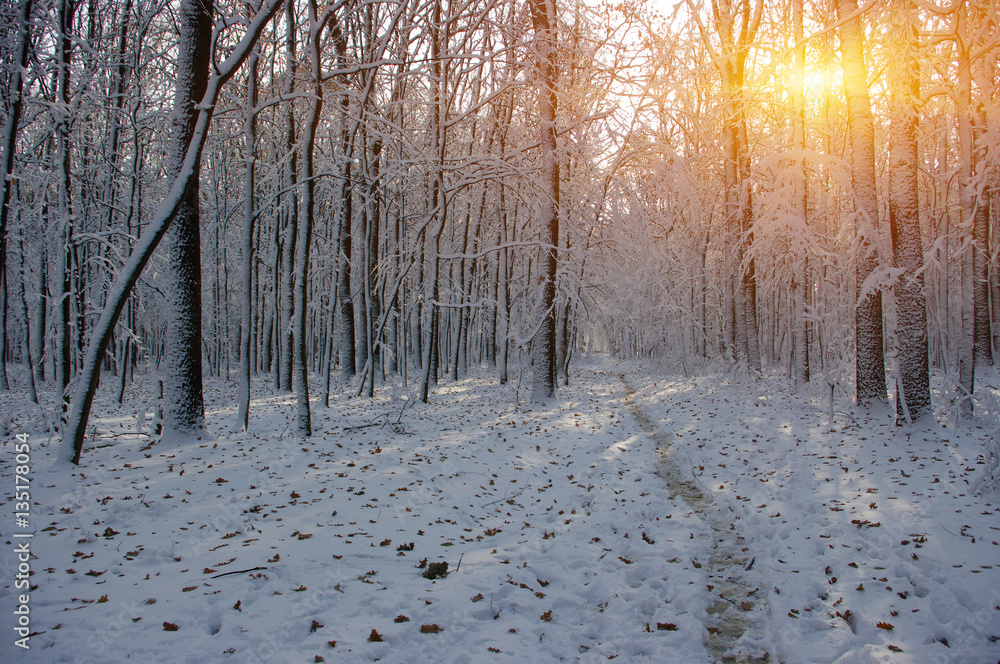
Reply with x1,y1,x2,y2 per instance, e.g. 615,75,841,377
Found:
619,373,773,664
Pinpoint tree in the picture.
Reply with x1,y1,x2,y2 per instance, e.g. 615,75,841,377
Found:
0,0,34,391
528,0,560,401
161,0,214,437
791,0,809,385
291,0,330,437
62,0,283,464
238,43,260,432
887,0,930,421
835,0,887,407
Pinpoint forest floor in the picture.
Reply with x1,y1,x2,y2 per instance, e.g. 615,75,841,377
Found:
1,357,999,663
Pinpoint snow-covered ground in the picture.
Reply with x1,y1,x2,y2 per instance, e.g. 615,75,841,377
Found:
1,359,998,663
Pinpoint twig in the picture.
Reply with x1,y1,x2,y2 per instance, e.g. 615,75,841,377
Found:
481,484,527,507
211,566,268,579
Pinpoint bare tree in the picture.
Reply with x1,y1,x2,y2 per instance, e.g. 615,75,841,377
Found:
528,0,560,400
62,0,283,464
0,0,34,391
836,0,887,407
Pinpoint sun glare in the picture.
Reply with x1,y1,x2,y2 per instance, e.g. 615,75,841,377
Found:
802,69,834,96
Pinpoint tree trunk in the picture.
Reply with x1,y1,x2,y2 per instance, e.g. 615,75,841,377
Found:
293,0,326,437
528,0,560,401
836,0,887,407
278,1,298,393
162,0,213,437
238,47,259,431
792,0,809,384
0,0,34,391
888,0,930,422
61,0,282,463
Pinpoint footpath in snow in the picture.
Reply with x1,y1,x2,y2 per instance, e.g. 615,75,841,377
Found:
1,360,999,663
626,367,1000,663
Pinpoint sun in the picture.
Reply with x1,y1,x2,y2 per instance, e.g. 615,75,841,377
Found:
801,69,835,97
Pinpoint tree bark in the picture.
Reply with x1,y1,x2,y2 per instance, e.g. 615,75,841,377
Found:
0,0,34,391
792,0,809,384
161,0,213,437
836,0,887,407
888,0,930,421
528,0,560,401
238,46,259,432
61,0,282,463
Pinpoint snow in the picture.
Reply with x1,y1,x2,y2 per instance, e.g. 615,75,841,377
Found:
2,359,1000,663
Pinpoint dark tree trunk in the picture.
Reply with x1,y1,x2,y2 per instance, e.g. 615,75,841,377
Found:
0,0,34,391
528,0,559,401
162,0,213,437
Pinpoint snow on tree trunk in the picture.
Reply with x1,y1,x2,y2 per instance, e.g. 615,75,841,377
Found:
292,0,328,438
528,0,560,402
161,0,213,438
278,0,298,393
55,0,76,409
0,0,33,391
836,0,887,407
60,0,283,464
238,48,259,432
888,0,930,422
792,0,809,385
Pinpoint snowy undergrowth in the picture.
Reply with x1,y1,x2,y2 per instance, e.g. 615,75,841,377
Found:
626,367,1000,664
1,367,712,663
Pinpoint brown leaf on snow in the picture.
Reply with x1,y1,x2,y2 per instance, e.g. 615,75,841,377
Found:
420,624,443,634
368,629,383,642
310,619,324,633
394,615,410,623
657,623,678,631
876,622,894,631
233,600,242,612
163,622,179,631
540,610,553,622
